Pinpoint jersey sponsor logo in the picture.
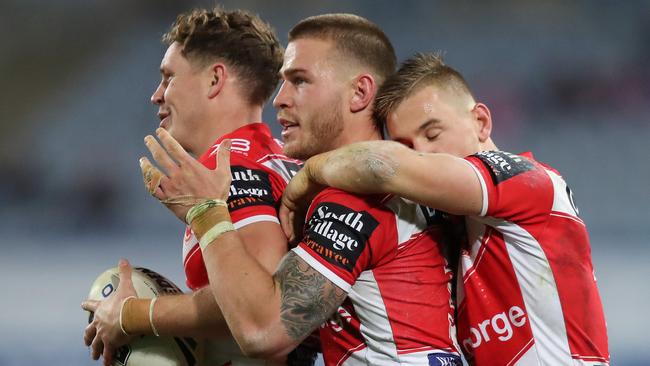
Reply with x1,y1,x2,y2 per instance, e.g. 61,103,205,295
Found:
305,202,379,272
231,168,261,182
427,353,462,366
227,166,274,210
473,151,534,184
461,305,528,354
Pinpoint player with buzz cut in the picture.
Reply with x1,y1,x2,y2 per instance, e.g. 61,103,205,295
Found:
281,53,610,366
141,13,464,366
81,7,315,366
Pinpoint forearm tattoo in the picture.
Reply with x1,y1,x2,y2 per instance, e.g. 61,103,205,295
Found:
274,252,345,341
363,148,399,184
330,146,399,186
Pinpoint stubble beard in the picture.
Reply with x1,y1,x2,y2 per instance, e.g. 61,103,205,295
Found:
285,102,344,161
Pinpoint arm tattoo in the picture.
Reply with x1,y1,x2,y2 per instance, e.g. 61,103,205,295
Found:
273,252,346,341
325,146,399,187
363,149,399,184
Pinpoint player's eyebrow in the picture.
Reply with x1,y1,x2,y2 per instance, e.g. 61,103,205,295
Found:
159,65,171,76
417,119,441,131
279,67,308,79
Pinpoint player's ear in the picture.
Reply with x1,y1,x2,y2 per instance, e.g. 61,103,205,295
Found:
472,103,492,142
208,63,227,99
350,74,376,113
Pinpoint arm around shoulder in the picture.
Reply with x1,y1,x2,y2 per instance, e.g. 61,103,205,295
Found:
305,140,484,215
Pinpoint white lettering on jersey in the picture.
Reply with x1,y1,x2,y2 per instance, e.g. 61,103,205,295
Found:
462,306,527,353
231,169,261,182
312,220,359,251
229,186,269,197
315,205,365,232
322,306,354,333
210,138,251,156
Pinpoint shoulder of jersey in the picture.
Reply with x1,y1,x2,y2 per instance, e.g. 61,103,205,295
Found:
313,187,390,212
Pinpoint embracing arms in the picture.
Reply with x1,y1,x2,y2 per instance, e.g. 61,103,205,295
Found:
283,140,483,218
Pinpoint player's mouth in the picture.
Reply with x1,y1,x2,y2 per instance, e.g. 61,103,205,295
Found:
278,117,299,140
158,111,171,128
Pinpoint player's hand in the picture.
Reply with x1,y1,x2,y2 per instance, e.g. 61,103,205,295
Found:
81,259,136,366
280,169,324,241
139,128,232,223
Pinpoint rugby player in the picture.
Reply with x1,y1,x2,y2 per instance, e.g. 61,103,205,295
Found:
282,53,610,366
143,14,464,366
81,7,311,366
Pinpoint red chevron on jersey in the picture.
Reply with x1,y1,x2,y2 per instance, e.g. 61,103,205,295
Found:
457,151,609,366
182,123,300,290
293,188,462,366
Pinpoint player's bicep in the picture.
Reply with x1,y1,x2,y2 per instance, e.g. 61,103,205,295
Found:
238,221,288,275
389,149,483,216
273,251,346,342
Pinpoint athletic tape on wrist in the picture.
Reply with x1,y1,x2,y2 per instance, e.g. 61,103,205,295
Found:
119,296,137,336
186,199,228,225
190,204,232,240
199,221,236,251
161,195,217,207
149,297,160,337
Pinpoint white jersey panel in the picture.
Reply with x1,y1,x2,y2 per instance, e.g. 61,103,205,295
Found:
347,270,399,364
477,216,572,365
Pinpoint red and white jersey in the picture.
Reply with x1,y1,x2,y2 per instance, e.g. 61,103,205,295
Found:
182,123,301,291
457,150,609,366
292,188,462,366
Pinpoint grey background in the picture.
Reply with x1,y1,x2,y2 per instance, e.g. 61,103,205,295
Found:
0,0,648,365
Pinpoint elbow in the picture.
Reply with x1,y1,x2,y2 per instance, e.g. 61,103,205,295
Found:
235,329,293,360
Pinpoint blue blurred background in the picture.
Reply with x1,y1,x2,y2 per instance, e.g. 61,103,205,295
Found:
1,0,648,365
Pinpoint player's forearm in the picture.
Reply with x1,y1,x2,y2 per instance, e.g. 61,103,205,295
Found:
153,288,230,339
304,140,403,194
202,231,293,358
121,289,230,339
306,141,483,215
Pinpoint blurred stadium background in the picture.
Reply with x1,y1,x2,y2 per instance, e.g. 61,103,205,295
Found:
1,0,648,365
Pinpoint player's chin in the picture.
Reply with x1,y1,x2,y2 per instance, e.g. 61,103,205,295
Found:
282,141,299,159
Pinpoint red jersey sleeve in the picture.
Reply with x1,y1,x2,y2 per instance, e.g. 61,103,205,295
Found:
291,189,394,292
465,151,554,226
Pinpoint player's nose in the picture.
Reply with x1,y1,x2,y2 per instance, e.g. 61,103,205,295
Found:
273,81,291,110
151,83,165,105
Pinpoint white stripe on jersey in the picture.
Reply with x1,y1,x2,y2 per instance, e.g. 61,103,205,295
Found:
464,159,489,216
476,215,573,365
348,270,399,364
545,169,579,218
233,214,279,229
383,197,428,245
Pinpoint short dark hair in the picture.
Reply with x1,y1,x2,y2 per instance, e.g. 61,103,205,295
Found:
374,53,475,128
288,13,396,84
163,7,284,105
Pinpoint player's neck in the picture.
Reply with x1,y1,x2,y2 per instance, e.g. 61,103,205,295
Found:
479,138,498,152
196,103,263,154
335,117,382,148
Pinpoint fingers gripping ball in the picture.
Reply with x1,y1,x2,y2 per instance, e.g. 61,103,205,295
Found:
86,267,204,366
